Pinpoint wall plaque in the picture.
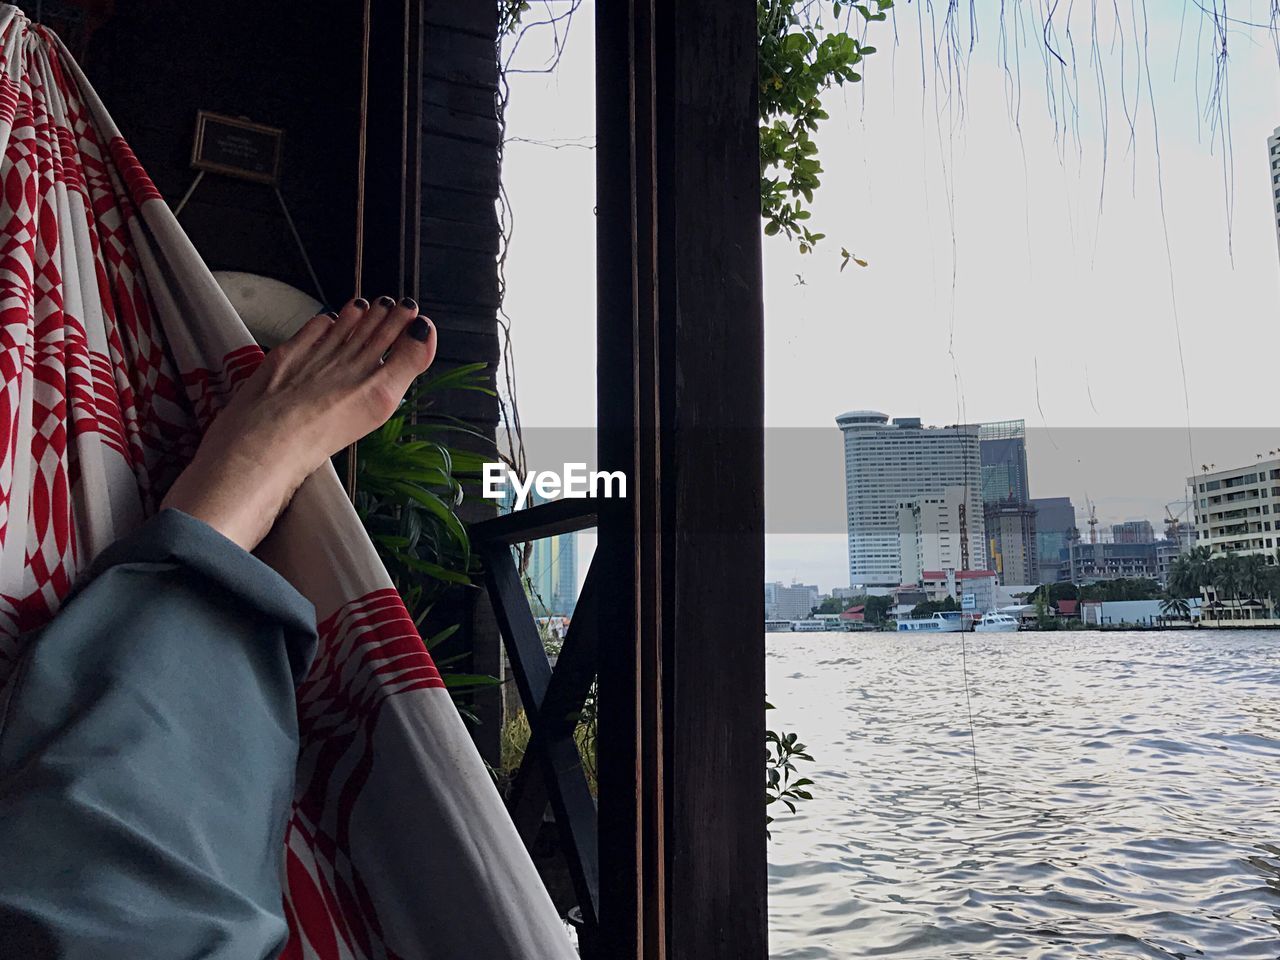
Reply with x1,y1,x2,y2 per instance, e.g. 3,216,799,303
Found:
191,111,283,185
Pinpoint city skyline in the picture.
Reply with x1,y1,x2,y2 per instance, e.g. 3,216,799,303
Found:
767,419,1280,594
501,2,1280,596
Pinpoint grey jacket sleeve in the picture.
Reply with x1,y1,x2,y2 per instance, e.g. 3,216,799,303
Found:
0,508,317,960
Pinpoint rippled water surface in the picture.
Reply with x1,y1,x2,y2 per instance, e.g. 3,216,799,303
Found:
766,630,1280,959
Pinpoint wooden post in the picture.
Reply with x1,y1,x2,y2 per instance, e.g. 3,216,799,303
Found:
596,2,766,958
655,3,767,957
595,1,651,956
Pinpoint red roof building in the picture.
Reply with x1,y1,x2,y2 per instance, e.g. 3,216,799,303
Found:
839,604,865,622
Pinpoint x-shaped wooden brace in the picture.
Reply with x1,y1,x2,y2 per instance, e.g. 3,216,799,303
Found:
473,499,600,930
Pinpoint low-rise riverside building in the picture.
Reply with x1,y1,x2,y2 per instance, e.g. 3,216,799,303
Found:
1188,459,1280,562
839,604,866,624
1081,598,1202,627
1185,459,1280,626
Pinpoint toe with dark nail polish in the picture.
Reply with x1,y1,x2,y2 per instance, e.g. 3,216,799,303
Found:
354,297,370,309
400,297,417,310
378,295,395,307
324,311,339,320
408,317,431,342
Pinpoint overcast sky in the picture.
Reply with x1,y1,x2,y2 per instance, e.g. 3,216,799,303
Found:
500,1,1280,593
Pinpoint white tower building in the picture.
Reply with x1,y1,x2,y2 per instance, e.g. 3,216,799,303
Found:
837,411,986,590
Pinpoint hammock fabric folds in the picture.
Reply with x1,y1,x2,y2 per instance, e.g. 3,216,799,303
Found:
0,8,574,958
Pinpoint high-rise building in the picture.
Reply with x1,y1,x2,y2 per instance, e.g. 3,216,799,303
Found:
984,498,1038,585
764,581,780,616
498,487,580,617
837,411,986,589
897,487,968,584
978,420,1030,504
1111,519,1155,544
528,532,578,616
1031,496,1076,584
767,582,820,620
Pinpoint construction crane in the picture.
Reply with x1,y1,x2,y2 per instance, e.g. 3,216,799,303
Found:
1086,498,1099,544
1165,497,1194,548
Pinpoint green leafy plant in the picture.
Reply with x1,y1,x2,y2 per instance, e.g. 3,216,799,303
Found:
765,700,815,837
1032,592,1059,630
499,0,530,34
497,682,598,797
758,0,890,263
354,363,503,717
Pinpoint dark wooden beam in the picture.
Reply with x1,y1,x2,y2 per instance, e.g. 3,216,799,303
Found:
540,564,599,732
654,2,767,957
501,559,600,824
476,541,601,931
631,5,667,957
469,498,599,546
595,0,651,956
597,2,765,957
361,0,433,300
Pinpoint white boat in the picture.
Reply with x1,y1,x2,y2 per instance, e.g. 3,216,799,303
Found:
973,611,1019,633
790,620,826,632
896,612,962,633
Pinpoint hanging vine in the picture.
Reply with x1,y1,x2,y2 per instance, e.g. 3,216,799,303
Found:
494,0,583,504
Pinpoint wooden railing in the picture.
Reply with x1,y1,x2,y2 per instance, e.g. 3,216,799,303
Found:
470,498,602,950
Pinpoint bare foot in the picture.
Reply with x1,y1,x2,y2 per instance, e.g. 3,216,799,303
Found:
161,296,437,551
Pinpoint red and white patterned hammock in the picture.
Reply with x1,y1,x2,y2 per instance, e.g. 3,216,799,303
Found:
0,7,573,958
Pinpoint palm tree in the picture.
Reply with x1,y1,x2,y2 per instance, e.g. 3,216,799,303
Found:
1267,550,1280,617
1240,554,1268,620
1212,553,1243,620
1241,553,1266,594
1167,546,1212,601
1166,554,1193,598
1188,545,1213,588
1159,595,1191,623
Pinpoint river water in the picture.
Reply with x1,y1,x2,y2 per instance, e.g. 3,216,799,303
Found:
766,630,1280,959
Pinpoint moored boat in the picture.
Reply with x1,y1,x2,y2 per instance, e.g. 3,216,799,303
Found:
790,620,826,632
895,611,963,633
973,611,1019,633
